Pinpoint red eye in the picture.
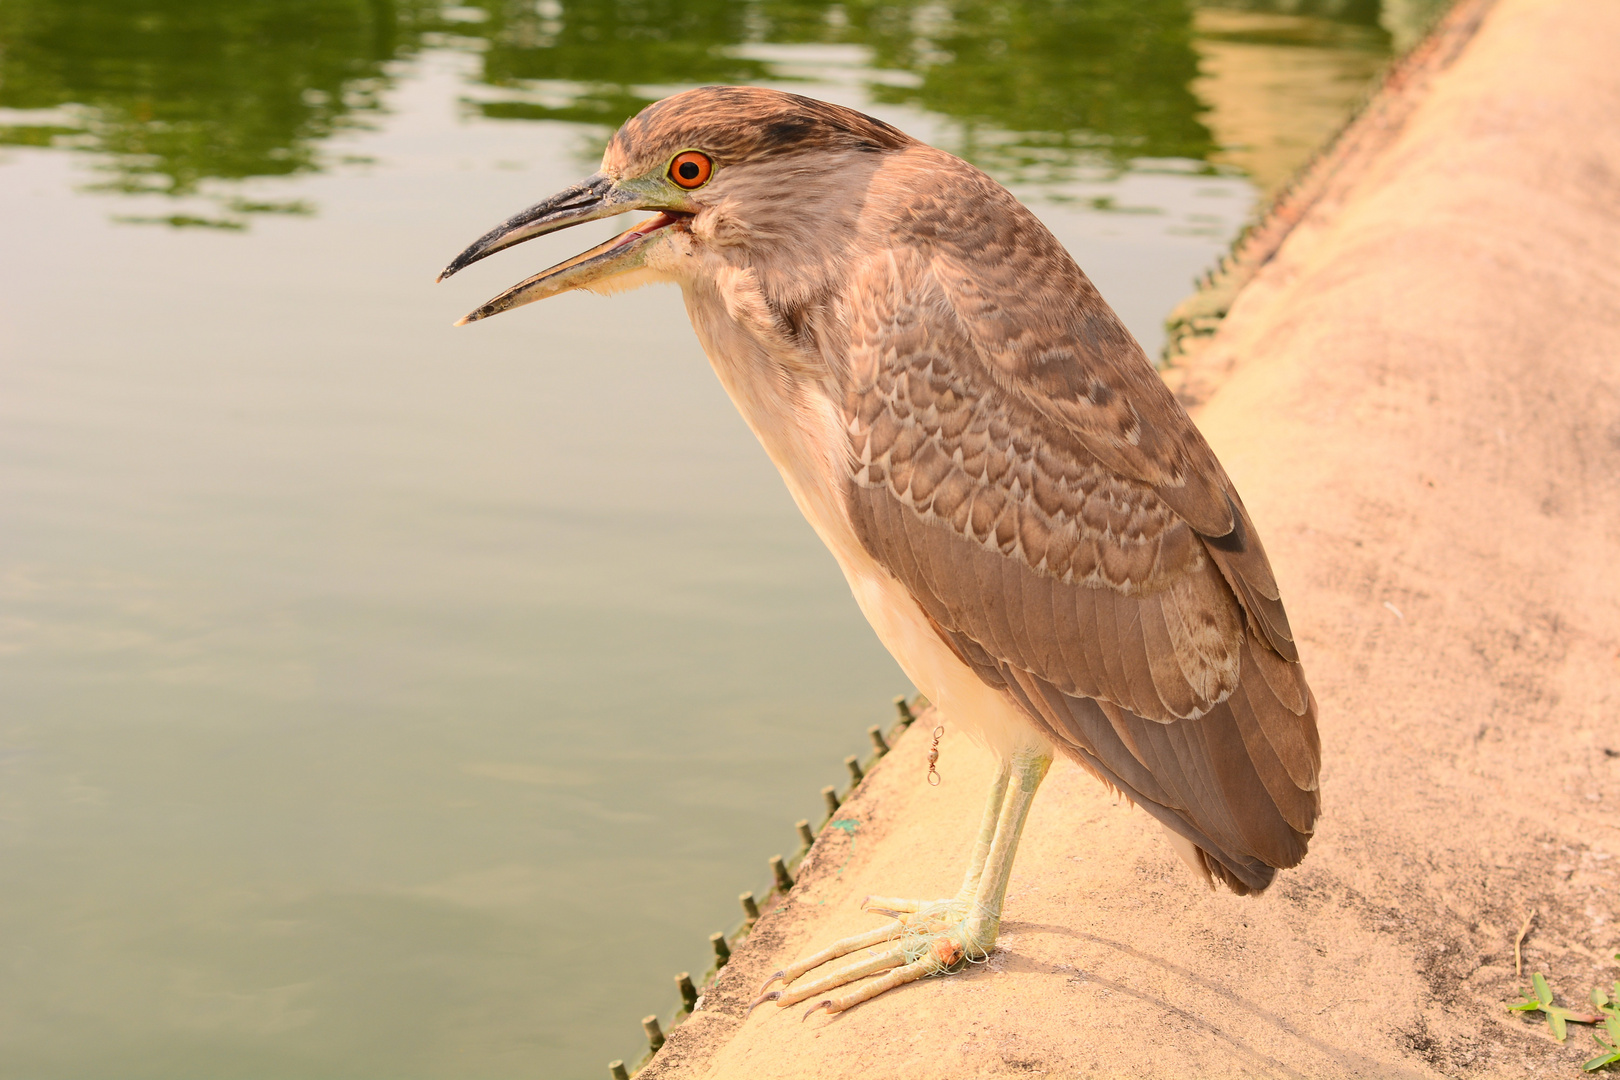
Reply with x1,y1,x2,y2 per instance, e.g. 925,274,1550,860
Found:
669,150,713,189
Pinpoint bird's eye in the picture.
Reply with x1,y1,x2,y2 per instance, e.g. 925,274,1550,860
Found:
669,151,713,189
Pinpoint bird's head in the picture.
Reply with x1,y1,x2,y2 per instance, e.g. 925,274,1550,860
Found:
438,86,915,325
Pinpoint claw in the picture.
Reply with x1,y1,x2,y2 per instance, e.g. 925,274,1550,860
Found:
766,925,899,989
801,999,833,1022
865,906,905,919
746,990,781,1016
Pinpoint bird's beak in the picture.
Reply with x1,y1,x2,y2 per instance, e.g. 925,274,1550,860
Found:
437,173,684,325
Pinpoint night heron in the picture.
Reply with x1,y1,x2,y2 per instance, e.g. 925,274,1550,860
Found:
438,87,1319,1018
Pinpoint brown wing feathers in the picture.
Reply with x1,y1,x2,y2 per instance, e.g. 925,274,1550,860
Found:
838,199,1319,892
1192,486,1301,664
854,480,1318,891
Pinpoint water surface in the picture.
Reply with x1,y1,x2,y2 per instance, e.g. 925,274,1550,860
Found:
0,2,1407,1076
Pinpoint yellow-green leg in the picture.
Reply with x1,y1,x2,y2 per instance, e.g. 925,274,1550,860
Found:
750,748,1051,1019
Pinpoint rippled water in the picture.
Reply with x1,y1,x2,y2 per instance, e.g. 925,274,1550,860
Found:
0,2,1410,1076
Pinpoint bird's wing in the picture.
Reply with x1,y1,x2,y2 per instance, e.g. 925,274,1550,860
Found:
836,243,1317,887
920,212,1298,665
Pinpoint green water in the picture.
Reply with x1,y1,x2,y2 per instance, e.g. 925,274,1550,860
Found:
0,2,1404,1076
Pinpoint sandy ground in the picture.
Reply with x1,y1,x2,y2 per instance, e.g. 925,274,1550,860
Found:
639,0,1620,1074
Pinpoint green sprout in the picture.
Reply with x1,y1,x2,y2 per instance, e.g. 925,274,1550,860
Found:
1587,981,1620,1072
1511,973,1603,1042
1585,1014,1620,1072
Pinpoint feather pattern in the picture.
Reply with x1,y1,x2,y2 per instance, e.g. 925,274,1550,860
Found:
828,162,1320,887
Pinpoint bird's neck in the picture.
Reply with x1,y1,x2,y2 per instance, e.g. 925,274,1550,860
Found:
678,271,864,566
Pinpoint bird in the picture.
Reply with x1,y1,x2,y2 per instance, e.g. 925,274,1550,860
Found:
437,86,1319,1019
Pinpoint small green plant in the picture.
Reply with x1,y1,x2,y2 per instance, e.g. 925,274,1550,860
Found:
1586,979,1620,1072
1511,973,1603,1042
1585,1013,1620,1072
1592,978,1620,1017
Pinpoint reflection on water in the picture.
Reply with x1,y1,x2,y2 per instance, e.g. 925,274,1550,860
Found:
0,0,445,222
0,2,1399,1077
459,0,1220,179
0,0,1406,222
1192,6,1388,194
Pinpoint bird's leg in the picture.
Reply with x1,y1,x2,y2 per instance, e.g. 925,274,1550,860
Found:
954,756,1015,905
753,768,1010,1004
957,747,1051,950
753,748,1051,1018
863,758,1011,919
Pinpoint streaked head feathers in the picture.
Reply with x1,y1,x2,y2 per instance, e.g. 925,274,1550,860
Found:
603,86,914,178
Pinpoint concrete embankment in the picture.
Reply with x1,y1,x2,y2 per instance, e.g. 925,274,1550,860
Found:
641,0,1620,1074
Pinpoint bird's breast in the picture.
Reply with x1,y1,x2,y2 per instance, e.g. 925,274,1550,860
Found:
676,273,1044,758
679,272,860,564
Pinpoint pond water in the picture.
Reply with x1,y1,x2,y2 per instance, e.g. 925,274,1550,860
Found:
0,2,1415,1077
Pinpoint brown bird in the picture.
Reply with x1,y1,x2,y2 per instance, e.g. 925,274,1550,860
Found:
438,86,1319,1018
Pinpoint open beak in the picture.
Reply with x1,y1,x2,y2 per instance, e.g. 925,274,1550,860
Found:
437,173,685,325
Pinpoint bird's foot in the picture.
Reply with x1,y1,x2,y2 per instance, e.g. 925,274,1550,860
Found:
748,895,993,1019
747,750,1048,1019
